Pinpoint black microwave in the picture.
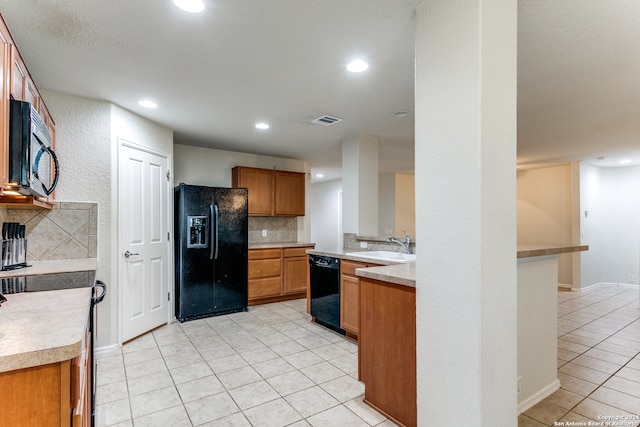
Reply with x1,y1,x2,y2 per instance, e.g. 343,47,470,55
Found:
8,100,59,198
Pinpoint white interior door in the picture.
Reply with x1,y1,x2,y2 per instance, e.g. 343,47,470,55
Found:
119,141,171,342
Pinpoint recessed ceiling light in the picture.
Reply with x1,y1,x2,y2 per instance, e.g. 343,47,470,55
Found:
618,159,632,164
173,0,204,13
315,174,324,178
255,123,269,130
346,60,368,73
138,100,158,109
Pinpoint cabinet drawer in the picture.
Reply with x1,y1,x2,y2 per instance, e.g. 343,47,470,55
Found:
283,247,311,258
249,277,281,299
248,258,282,279
249,248,282,260
341,260,369,276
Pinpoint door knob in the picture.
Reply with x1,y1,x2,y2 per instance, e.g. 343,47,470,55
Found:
124,251,140,258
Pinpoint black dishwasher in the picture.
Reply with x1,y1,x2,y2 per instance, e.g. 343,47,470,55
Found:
309,255,344,334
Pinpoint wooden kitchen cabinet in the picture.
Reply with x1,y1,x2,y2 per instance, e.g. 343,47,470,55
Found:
340,259,380,337
282,247,309,294
0,17,10,190
248,245,313,305
232,166,305,216
248,248,282,300
0,13,56,208
359,276,416,427
232,167,274,216
0,317,91,427
275,170,305,216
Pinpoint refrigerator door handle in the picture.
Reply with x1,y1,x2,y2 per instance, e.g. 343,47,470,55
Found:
214,204,219,260
210,204,219,260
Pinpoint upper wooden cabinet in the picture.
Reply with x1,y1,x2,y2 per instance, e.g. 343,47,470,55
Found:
274,170,305,216
0,18,11,190
232,167,274,216
232,166,306,216
0,13,56,207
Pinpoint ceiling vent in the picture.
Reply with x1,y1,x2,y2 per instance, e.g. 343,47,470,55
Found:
311,115,343,126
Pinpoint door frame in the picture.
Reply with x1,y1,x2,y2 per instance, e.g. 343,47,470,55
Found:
117,138,174,345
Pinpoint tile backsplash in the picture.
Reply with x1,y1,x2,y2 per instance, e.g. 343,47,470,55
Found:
343,232,415,253
248,216,297,243
1,202,97,261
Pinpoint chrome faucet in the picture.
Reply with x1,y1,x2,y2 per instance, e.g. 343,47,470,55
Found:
387,231,412,254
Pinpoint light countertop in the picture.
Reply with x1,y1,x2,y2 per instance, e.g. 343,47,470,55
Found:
517,243,588,259
307,248,413,266
249,242,315,250
356,263,416,288
312,243,589,288
0,258,98,278
0,287,92,373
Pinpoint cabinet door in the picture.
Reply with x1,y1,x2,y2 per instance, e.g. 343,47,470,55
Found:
283,255,308,294
232,167,274,216
340,274,360,334
0,19,10,189
10,46,26,100
274,171,305,216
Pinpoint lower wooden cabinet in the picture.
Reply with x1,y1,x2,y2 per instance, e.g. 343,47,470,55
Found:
359,276,416,427
248,245,314,305
340,260,380,337
0,317,91,427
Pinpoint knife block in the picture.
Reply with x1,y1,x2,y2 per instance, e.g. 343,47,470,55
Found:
1,238,28,271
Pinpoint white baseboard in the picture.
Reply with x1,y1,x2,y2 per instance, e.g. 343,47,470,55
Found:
570,282,640,292
95,343,120,355
518,379,560,414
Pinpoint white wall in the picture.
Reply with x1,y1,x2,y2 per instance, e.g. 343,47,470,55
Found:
309,179,342,251
415,0,518,423
378,173,396,236
579,163,603,287
378,173,416,238
173,144,311,243
395,173,415,237
41,90,115,347
598,166,640,286
517,164,574,285
341,136,379,236
40,90,174,347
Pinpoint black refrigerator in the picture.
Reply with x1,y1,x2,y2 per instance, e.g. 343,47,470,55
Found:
174,183,248,322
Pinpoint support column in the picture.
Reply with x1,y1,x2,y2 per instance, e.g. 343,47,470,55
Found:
342,135,379,236
415,0,518,425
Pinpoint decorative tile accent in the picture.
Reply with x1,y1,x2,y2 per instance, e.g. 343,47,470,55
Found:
342,232,415,253
4,202,98,261
248,217,297,243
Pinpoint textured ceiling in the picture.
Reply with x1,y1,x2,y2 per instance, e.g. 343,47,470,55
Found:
0,0,638,180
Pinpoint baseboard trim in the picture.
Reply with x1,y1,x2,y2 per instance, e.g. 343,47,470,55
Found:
518,379,560,415
95,344,120,355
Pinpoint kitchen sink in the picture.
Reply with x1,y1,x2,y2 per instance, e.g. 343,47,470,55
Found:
345,251,416,263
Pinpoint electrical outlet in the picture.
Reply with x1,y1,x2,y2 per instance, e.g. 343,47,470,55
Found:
261,229,267,237
360,241,368,249
628,275,634,283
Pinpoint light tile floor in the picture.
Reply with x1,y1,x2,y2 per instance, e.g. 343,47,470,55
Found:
520,285,640,426
96,284,640,427
95,298,397,427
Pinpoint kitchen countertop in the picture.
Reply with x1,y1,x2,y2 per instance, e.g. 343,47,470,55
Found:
356,263,416,288
0,287,92,373
313,243,589,288
517,243,588,259
307,248,413,266
249,242,315,250
0,258,98,278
